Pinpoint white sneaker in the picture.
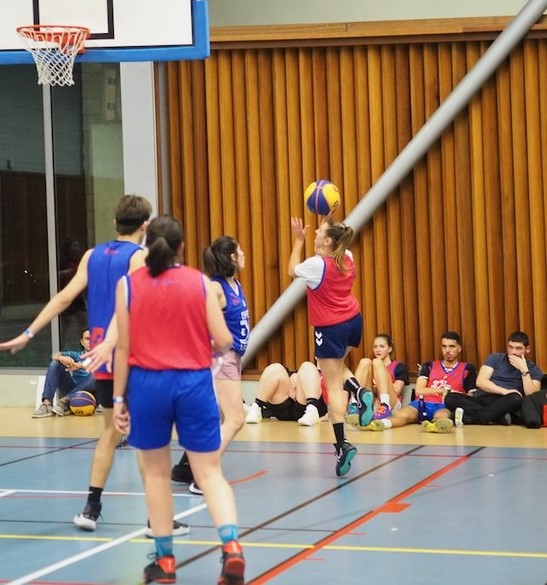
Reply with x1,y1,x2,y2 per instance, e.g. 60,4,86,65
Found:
245,402,262,424
455,407,464,428
298,404,320,426
32,403,54,418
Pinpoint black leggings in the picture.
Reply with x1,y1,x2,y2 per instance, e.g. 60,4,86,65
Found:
445,392,522,425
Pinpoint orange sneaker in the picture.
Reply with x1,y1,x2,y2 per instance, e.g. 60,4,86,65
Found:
143,554,176,584
218,540,245,585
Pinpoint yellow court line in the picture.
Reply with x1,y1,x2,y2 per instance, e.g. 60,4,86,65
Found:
3,534,546,560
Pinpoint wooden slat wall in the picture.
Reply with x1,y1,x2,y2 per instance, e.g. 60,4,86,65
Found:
164,20,547,375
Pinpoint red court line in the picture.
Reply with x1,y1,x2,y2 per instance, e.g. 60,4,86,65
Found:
248,447,483,584
229,471,267,486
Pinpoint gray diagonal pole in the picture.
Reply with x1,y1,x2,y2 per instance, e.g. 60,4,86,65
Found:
242,0,547,369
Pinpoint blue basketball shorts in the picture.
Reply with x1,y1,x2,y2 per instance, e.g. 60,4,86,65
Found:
127,366,221,452
314,313,363,359
408,399,447,421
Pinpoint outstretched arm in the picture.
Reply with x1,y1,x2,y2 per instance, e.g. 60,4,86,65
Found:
0,250,90,354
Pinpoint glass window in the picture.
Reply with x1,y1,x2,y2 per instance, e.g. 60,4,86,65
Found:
0,62,123,368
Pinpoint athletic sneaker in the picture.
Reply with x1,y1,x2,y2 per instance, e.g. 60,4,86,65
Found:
245,402,262,424
145,519,190,538
171,461,193,484
143,553,176,584
454,407,464,428
367,420,386,431
52,397,71,416
189,482,203,495
421,419,454,433
345,401,359,427
73,501,102,531
335,441,357,477
116,434,129,449
297,404,320,426
32,402,54,418
218,540,245,585
356,387,374,427
95,404,104,414
373,402,391,420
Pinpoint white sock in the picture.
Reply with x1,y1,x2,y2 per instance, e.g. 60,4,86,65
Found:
382,419,392,429
380,393,390,405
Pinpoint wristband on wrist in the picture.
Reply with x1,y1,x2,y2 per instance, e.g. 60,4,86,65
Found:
521,370,530,377
113,396,125,404
23,329,34,339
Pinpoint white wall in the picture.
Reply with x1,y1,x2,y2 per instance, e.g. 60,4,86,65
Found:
208,0,540,26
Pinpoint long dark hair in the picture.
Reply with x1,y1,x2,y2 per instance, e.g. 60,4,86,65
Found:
203,236,239,278
145,215,184,277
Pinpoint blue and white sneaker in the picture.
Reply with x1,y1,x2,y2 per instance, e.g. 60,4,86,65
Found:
356,387,374,427
335,441,357,477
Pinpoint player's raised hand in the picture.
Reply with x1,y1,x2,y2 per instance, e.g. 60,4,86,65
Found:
291,217,308,242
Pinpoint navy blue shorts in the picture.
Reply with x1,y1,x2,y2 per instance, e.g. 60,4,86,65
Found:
314,313,363,359
127,367,221,452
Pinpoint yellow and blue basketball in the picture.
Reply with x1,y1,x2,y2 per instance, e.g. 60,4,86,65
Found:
69,390,96,416
304,180,341,215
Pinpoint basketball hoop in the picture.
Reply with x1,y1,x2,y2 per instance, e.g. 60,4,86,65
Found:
16,25,90,87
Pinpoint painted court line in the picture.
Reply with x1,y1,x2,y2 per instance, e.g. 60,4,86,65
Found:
0,487,194,497
248,447,484,584
5,503,207,585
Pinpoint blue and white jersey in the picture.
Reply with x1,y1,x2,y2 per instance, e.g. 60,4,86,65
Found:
213,277,250,356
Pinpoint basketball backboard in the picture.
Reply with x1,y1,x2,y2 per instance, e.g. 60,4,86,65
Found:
0,0,209,64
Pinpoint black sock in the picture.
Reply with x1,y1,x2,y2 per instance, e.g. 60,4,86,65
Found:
306,397,321,409
333,422,345,448
255,398,268,409
343,377,361,399
87,486,103,505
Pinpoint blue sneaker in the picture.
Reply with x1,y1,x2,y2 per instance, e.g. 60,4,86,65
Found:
345,401,359,427
335,441,357,477
356,388,374,427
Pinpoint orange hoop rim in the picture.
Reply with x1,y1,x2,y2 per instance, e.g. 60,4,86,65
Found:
16,24,91,37
16,24,90,49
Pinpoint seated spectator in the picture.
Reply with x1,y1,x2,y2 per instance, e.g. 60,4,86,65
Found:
367,331,476,433
345,333,410,425
31,328,96,418
244,361,329,426
445,331,542,427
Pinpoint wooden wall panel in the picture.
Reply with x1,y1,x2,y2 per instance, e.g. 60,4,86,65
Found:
164,22,547,374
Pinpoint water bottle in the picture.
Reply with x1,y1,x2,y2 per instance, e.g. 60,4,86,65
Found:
418,394,427,422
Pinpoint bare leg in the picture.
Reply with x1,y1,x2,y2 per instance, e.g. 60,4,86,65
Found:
294,361,321,403
354,358,373,389
88,409,123,487
256,363,292,404
187,450,238,527
140,446,173,538
372,358,399,408
216,378,245,454
317,357,346,426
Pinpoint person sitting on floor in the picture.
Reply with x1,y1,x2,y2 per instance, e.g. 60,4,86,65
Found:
32,327,96,418
366,330,476,433
444,331,543,427
171,361,330,485
345,333,410,426
244,361,329,426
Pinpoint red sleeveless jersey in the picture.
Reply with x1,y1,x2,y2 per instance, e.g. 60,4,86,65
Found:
127,265,213,370
426,361,468,403
307,256,360,326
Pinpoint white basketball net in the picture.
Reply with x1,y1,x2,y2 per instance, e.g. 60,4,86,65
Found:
16,25,90,87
